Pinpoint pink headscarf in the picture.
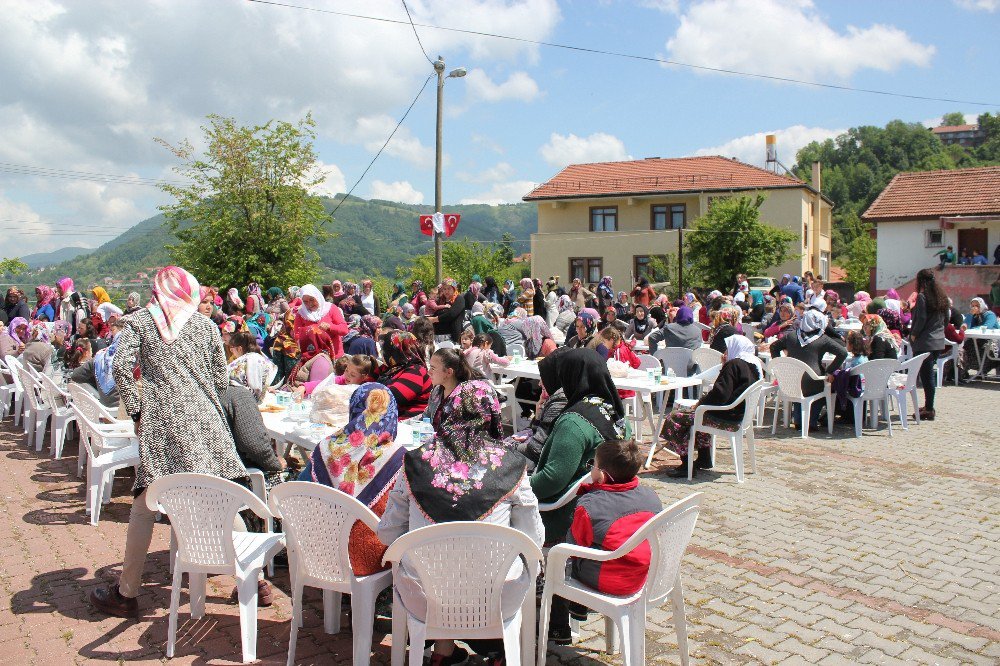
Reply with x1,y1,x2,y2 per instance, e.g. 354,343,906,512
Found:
56,277,75,295
148,266,201,343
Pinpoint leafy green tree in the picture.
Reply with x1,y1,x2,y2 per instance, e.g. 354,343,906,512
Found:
156,114,330,289
940,112,967,126
683,194,798,290
842,219,877,291
400,238,523,288
0,257,28,277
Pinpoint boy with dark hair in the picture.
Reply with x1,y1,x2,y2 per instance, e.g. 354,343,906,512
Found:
547,439,663,644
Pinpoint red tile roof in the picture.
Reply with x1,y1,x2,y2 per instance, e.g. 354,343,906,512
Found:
522,156,808,201
931,124,977,133
862,166,1000,221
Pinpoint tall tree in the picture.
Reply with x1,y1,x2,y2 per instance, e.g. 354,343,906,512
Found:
940,112,967,126
683,194,798,291
0,257,28,277
157,114,330,289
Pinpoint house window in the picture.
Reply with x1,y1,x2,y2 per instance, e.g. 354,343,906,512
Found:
634,255,669,282
651,204,686,230
570,257,603,285
670,204,685,229
590,206,617,232
926,229,944,247
651,205,667,230
820,251,830,280
803,222,809,248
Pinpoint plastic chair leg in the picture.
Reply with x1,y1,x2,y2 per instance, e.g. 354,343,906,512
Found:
746,426,757,474
166,567,183,657
853,401,863,438
896,393,909,430
189,572,207,619
885,399,893,437
771,398,779,434
405,615,426,666
910,391,920,424
323,589,341,634
88,469,104,526
617,611,639,666
350,584,378,666
536,584,553,666
237,573,260,663
286,579,304,666
825,394,835,434
500,609,523,666
731,434,744,483
671,582,690,666
391,591,407,666
799,400,809,439
605,614,620,655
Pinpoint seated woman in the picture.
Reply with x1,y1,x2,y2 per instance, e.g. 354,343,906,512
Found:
70,333,122,409
522,315,556,359
32,286,56,322
21,323,54,373
623,304,654,340
963,297,1000,377
598,306,627,334
599,326,641,400
648,305,702,354
769,309,848,431
862,314,900,360
303,383,402,576
292,284,348,376
496,309,527,352
552,295,576,336
226,331,278,403
378,379,542,666
708,306,743,354
508,348,568,471
219,382,286,498
378,330,432,419
565,312,608,356
661,335,763,477
343,314,380,356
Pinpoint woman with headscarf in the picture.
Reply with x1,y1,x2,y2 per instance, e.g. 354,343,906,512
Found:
21,323,54,372
660,335,764,477
53,278,81,329
598,306,626,334
883,288,902,315
292,283,348,369
388,281,407,308
612,290,630,321
517,277,535,316
648,305,702,355
624,304,654,340
32,286,57,321
846,291,871,319
531,348,629,544
70,331,121,408
124,291,143,316
269,308,300,384
244,282,263,315
359,279,379,315
5,317,29,357
344,313,380,356
631,277,657,307
378,378,542,666
91,266,251,619
3,287,29,325
591,275,612,312
478,276,499,304
770,308,848,431
408,280,427,314
862,314,900,360
377,330,432,419
226,330,278,403
763,301,798,339
522,315,556,359
505,347,569,472
220,287,243,316
264,287,289,318
245,311,272,351
708,306,743,354
92,286,123,322
300,382,404,577
961,297,1000,379
567,312,608,355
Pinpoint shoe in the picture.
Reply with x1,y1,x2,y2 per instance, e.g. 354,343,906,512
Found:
918,408,935,421
695,450,714,469
428,646,469,666
90,583,139,618
548,627,573,645
231,579,274,607
668,460,693,478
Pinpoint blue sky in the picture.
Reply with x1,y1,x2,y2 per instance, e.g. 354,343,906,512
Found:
1,0,997,255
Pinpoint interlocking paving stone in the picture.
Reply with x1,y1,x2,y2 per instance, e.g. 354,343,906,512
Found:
0,381,997,664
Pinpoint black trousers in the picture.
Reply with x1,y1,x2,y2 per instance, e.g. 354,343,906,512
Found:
917,349,940,410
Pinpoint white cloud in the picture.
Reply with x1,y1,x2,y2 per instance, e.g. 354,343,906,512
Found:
665,0,935,81
539,132,632,169
922,113,979,128
308,161,347,197
465,69,540,103
470,134,506,155
457,162,516,184
693,125,845,167
369,180,424,205
955,0,998,11
0,193,63,255
355,115,435,168
459,180,539,205
638,0,680,13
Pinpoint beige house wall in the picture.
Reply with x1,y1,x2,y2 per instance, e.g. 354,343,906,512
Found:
530,187,832,290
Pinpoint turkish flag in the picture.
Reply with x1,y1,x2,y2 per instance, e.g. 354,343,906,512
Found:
419,213,461,237
444,213,461,237
419,214,434,236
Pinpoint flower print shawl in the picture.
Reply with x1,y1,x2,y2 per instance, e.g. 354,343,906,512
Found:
404,380,526,524
147,266,201,344
310,382,403,507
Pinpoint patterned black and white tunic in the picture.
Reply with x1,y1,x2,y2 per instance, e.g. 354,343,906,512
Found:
112,308,247,492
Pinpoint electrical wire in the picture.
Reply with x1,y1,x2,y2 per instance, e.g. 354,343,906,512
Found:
400,0,434,65
329,73,434,218
244,0,999,107
0,162,186,188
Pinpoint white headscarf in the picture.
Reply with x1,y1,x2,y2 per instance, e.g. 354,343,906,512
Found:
808,296,827,313
724,334,763,377
297,283,331,322
797,309,827,347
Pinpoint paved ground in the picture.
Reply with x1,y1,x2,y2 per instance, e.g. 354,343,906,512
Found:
1,383,998,665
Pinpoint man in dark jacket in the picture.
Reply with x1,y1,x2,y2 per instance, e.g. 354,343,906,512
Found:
427,278,467,343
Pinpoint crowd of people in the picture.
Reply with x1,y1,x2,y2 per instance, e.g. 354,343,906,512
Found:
2,263,998,664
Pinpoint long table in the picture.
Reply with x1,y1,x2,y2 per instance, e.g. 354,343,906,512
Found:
260,403,414,457
497,360,699,458
964,328,1000,380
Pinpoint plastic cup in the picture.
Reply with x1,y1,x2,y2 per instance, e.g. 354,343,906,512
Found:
646,368,655,381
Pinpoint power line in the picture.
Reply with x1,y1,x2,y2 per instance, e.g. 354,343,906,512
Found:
329,73,434,218
245,0,999,107
400,0,433,65
0,162,186,188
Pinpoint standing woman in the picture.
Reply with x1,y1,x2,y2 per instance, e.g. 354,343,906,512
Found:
909,268,947,420
90,266,249,618
124,291,143,316
92,286,123,322
223,288,244,316
32,286,57,321
359,279,379,316
517,277,536,316
289,284,348,386
245,282,264,315
596,275,615,311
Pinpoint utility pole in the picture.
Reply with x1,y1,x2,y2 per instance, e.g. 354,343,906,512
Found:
433,56,445,285
678,227,684,294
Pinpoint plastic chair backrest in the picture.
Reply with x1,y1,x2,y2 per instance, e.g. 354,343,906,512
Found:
4,357,24,391
67,384,109,427
146,473,271,569
636,355,660,371
848,359,900,400
16,366,43,410
382,521,543,632
735,380,767,431
38,373,67,410
268,482,379,584
614,494,701,604
654,347,694,377
769,357,816,400
539,475,588,512
507,342,525,357
692,347,723,371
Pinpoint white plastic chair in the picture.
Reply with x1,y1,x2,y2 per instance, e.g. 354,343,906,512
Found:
5,355,28,429
935,343,961,387
673,363,723,409
847,359,901,438
17,366,51,451
383,521,543,666
0,362,15,420
38,373,77,459
538,475,588,514
769,357,834,438
434,340,456,350
147,473,285,664
691,347,723,373
67,384,134,478
507,342,526,358
268,482,393,666
885,352,928,430
491,381,522,432
537,493,702,666
685,380,766,482
654,347,694,378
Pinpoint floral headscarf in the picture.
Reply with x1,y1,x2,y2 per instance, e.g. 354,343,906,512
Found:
797,309,828,347
519,277,533,291
708,306,742,344
226,288,244,310
35,285,55,308
557,294,574,313
403,380,525,523
865,313,901,352
29,322,50,344
248,283,262,297
522,315,551,357
359,314,381,339
576,312,597,336
228,351,278,403
310,383,402,504
94,332,120,395
599,275,612,289
877,307,901,333
147,266,201,344
247,312,272,345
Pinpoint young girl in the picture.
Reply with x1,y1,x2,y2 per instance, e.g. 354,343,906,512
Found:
463,333,510,379
459,328,475,350
296,354,379,398
844,330,869,369
599,326,641,399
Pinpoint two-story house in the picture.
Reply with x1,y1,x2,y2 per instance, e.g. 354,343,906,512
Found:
522,155,833,290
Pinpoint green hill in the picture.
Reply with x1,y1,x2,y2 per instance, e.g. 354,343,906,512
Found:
13,196,536,289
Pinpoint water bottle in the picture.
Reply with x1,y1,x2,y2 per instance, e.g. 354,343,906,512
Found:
420,417,434,446
666,367,676,379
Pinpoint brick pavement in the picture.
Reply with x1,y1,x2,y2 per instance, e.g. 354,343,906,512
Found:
0,383,997,664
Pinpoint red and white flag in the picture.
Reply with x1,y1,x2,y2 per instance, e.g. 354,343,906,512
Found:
419,212,461,237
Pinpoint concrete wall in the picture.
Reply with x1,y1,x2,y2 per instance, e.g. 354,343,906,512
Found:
875,219,1000,291
530,187,832,289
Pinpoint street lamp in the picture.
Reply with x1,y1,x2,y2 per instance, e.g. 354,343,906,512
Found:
434,56,466,284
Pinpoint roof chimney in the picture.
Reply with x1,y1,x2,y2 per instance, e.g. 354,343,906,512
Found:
811,161,821,192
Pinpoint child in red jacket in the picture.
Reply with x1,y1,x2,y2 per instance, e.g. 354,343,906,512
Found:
547,439,663,644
